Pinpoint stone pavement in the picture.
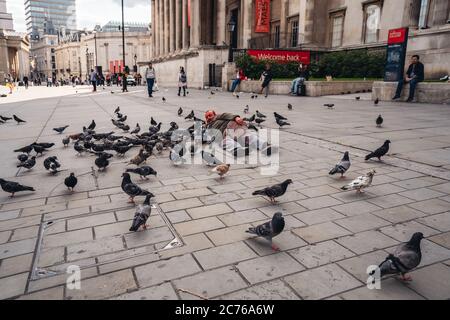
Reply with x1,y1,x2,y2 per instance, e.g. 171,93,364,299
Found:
0,86,449,300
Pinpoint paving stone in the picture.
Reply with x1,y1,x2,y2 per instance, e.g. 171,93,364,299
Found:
18,286,65,300
299,185,340,198
387,170,424,180
288,240,355,268
1,198,45,211
199,192,241,205
338,278,424,300
418,212,450,232
367,194,415,209
135,254,201,287
294,208,346,225
67,196,110,209
284,264,361,300
292,222,351,244
0,272,29,299
209,182,247,193
158,233,214,259
217,279,300,300
0,238,37,260
66,269,137,300
173,266,247,300
194,241,258,270
10,225,40,241
0,209,20,221
330,189,374,204
227,197,270,211
174,217,225,236
186,203,233,219
182,179,221,189
90,200,137,212
405,264,450,300
44,206,91,221
399,188,446,201
67,212,116,230
236,252,305,284
0,230,11,244
429,232,450,249
380,221,440,242
258,202,307,216
429,182,450,194
393,177,445,190
337,250,390,283
46,192,88,205
159,198,203,212
88,186,122,198
165,210,191,223
334,213,390,233
371,205,427,223
218,209,268,227
161,176,196,185
0,253,33,278
37,247,65,267
0,215,41,232
124,226,174,248
28,267,98,293
172,187,213,200
245,230,307,256
333,201,383,217
94,221,133,239
99,252,159,274
42,228,93,248
336,230,399,255
111,282,179,300
21,202,67,217
297,195,343,210
365,184,407,196
67,235,125,261
407,198,450,215
206,224,253,246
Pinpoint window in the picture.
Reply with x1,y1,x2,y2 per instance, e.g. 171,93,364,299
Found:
418,0,430,28
291,20,299,47
274,25,280,48
331,15,344,47
364,3,381,43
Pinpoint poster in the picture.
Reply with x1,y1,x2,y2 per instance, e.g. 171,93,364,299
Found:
255,0,270,33
384,28,409,82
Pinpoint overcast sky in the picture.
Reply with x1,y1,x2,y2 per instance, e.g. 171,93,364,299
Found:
6,0,151,33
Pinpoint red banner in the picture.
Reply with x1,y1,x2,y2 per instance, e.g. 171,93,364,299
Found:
388,28,408,45
255,0,270,33
187,0,191,27
247,50,311,64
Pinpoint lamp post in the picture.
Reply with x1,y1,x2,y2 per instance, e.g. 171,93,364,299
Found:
85,47,89,81
134,53,137,72
121,0,128,92
227,16,237,63
93,31,98,69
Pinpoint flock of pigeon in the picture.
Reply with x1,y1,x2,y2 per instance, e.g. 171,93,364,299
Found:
0,94,424,284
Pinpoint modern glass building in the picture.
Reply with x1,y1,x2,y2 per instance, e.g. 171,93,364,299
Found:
25,0,77,38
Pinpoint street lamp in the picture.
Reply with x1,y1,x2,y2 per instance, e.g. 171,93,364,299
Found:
227,16,237,63
86,47,89,80
121,0,128,92
134,53,137,72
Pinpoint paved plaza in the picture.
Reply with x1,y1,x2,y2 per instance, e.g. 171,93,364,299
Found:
0,85,450,300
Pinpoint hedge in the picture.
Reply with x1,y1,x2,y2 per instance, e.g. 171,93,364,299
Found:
235,50,386,80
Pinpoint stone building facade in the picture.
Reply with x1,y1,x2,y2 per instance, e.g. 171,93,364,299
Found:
149,0,450,87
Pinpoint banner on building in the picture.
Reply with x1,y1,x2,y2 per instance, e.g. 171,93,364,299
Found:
255,0,270,33
384,27,409,82
247,49,311,64
187,0,191,27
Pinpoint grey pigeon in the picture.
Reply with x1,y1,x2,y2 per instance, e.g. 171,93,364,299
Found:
17,156,36,170
365,140,390,161
13,115,26,124
276,118,290,128
62,136,70,147
201,150,222,167
64,172,78,191
43,156,60,174
376,115,383,127
114,106,120,114
246,212,285,251
324,103,335,109
178,107,183,116
329,151,351,178
0,115,12,121
14,144,33,154
126,166,157,179
371,232,423,281
17,154,28,162
87,120,96,130
256,110,266,118
274,112,287,120
287,103,293,110
0,178,35,197
53,125,69,134
129,194,154,232
130,123,140,134
121,172,152,203
244,105,249,114
252,179,293,203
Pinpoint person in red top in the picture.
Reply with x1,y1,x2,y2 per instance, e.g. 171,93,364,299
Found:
230,68,245,95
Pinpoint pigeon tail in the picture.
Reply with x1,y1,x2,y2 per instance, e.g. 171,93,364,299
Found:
129,216,144,232
252,189,266,196
246,227,257,234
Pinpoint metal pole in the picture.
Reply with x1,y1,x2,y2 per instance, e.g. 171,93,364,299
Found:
94,33,98,68
121,0,127,92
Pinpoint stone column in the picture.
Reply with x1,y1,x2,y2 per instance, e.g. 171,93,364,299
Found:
182,0,189,50
151,0,157,57
158,0,164,55
169,0,175,53
298,0,315,45
175,0,181,51
164,0,170,54
280,0,288,47
241,0,252,48
216,0,226,45
190,0,201,48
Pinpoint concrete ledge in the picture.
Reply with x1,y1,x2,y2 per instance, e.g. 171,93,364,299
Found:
372,81,450,104
228,80,374,97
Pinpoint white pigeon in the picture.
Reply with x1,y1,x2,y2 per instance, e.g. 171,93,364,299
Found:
341,170,376,193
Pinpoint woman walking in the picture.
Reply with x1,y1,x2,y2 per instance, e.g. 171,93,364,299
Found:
259,63,273,98
178,67,187,97
145,63,156,97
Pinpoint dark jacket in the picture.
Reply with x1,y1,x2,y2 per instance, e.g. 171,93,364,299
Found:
298,68,310,80
262,69,273,87
207,113,240,135
406,62,424,82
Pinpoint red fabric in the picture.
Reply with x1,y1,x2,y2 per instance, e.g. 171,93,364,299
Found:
238,69,245,81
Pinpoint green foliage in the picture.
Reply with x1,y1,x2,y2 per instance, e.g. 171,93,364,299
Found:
235,50,386,80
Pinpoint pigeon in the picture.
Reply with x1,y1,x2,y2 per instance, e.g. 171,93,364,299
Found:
114,106,120,114
185,110,195,120
248,123,259,132
129,194,154,232
111,91,115,94
208,164,230,179
210,91,215,95
374,98,379,105
148,123,162,135
341,170,376,193
178,107,183,116
32,144,46,156
243,105,249,114
150,117,157,126
169,147,186,165
0,178,35,197
236,94,239,99
329,151,351,178
255,118,265,127
17,156,36,170
287,103,293,110
95,152,112,171
243,114,255,122
62,136,70,147
0,115,12,122
53,125,69,134
34,142,55,149
126,166,157,179
276,118,290,128
129,123,140,134
0,119,4,124
121,172,152,203
17,154,28,162
274,112,287,121
43,156,60,174
113,144,132,156
87,120,96,130
256,110,266,118
201,150,222,167
162,97,166,102
155,142,164,154
365,140,390,161
246,212,285,251
74,141,87,155
64,172,78,191
117,115,127,122
371,232,424,282
14,144,34,154
252,179,293,203
13,115,26,124
324,103,335,109
129,149,147,166
376,115,383,127
355,96,361,100
121,124,130,132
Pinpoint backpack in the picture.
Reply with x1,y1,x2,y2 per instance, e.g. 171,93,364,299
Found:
180,73,187,82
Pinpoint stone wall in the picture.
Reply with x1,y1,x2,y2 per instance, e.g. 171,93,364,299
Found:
372,81,450,104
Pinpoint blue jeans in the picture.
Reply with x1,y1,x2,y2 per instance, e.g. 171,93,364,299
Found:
395,78,419,100
147,78,155,96
291,77,305,94
230,79,240,92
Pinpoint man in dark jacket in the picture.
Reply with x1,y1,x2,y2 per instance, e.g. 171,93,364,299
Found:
393,55,424,102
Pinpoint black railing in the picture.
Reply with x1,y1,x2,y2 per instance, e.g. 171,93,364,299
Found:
248,32,299,49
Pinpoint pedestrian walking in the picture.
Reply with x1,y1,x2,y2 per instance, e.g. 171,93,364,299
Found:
178,67,187,97
90,69,98,92
23,76,29,89
259,63,273,98
145,62,156,97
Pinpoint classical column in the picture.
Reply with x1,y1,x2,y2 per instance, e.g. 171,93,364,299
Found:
298,0,314,45
190,0,201,47
216,0,226,45
182,0,189,50
175,0,181,50
151,0,157,57
159,0,164,55
280,0,288,47
169,0,175,52
163,0,169,54
241,0,252,48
